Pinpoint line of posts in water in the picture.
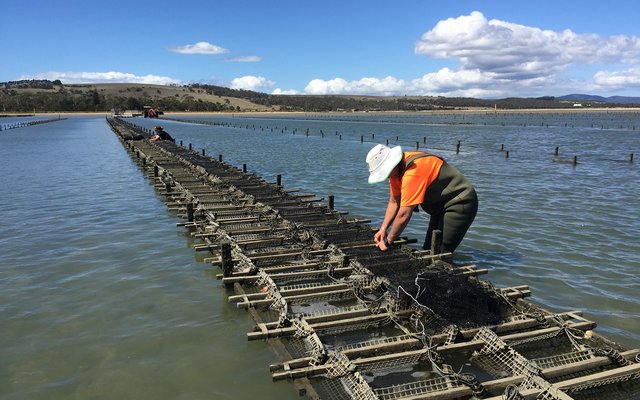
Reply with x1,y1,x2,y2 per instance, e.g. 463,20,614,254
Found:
0,116,65,131
120,117,635,168
164,117,635,166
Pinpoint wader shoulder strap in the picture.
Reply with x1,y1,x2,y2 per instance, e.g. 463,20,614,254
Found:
404,152,442,169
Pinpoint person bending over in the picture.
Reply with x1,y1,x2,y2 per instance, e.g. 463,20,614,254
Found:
151,126,174,142
365,144,478,254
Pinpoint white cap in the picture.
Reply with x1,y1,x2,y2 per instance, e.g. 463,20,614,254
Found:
365,144,403,184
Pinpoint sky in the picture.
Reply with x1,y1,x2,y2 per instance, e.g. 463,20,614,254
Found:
2,0,640,98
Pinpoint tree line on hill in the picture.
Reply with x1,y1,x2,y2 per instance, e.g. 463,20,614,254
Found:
1,80,637,113
0,81,238,113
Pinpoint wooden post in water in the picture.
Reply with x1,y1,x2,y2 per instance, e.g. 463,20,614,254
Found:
220,241,234,278
276,174,282,187
506,151,509,159
631,153,634,163
243,163,247,173
573,156,578,166
430,230,442,255
202,149,205,156
341,255,350,268
361,135,364,143
386,139,389,146
189,143,192,151
555,146,559,156
416,141,419,150
328,195,334,210
456,141,461,154
218,154,223,162
187,203,194,222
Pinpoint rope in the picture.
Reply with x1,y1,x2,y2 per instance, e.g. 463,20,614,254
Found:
396,284,437,317
590,347,629,366
503,384,524,400
453,372,487,397
550,314,586,351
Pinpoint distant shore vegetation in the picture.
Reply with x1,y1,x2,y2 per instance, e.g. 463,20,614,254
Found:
1,79,638,113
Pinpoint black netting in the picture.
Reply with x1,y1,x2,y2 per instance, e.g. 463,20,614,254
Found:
396,269,509,328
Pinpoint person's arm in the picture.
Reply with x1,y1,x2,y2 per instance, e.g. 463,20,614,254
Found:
386,206,414,243
374,195,400,248
377,205,413,251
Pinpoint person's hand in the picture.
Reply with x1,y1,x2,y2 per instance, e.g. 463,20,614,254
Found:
374,229,385,244
376,237,392,251
374,229,387,248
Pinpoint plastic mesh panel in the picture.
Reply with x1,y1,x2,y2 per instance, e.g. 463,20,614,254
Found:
532,350,595,370
374,376,465,400
359,350,423,373
472,328,540,378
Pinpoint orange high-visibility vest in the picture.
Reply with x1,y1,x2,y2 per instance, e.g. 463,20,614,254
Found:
389,152,444,207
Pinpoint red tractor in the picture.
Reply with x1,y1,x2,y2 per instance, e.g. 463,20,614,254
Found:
143,106,163,118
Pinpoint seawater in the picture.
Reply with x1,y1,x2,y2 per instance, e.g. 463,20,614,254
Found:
0,112,638,399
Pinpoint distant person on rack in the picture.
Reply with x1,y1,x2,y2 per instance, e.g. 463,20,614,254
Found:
151,126,174,142
365,144,478,254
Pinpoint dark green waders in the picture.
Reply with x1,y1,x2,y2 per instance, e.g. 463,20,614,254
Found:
419,161,478,254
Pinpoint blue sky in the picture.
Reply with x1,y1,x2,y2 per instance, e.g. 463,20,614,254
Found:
2,0,640,98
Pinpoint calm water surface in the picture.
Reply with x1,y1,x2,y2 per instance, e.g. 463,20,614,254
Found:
1,112,638,399
0,117,296,400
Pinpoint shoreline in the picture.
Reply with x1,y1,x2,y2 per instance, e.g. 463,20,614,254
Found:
165,107,640,116
2,107,640,119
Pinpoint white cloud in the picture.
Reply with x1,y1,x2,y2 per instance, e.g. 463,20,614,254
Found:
272,88,301,95
169,41,229,55
225,56,262,62
230,75,274,91
593,68,640,88
305,78,348,95
19,71,180,85
304,76,405,95
411,68,492,90
301,71,508,98
415,11,640,82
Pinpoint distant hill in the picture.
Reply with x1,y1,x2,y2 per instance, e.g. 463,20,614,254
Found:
558,94,640,104
2,80,640,113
